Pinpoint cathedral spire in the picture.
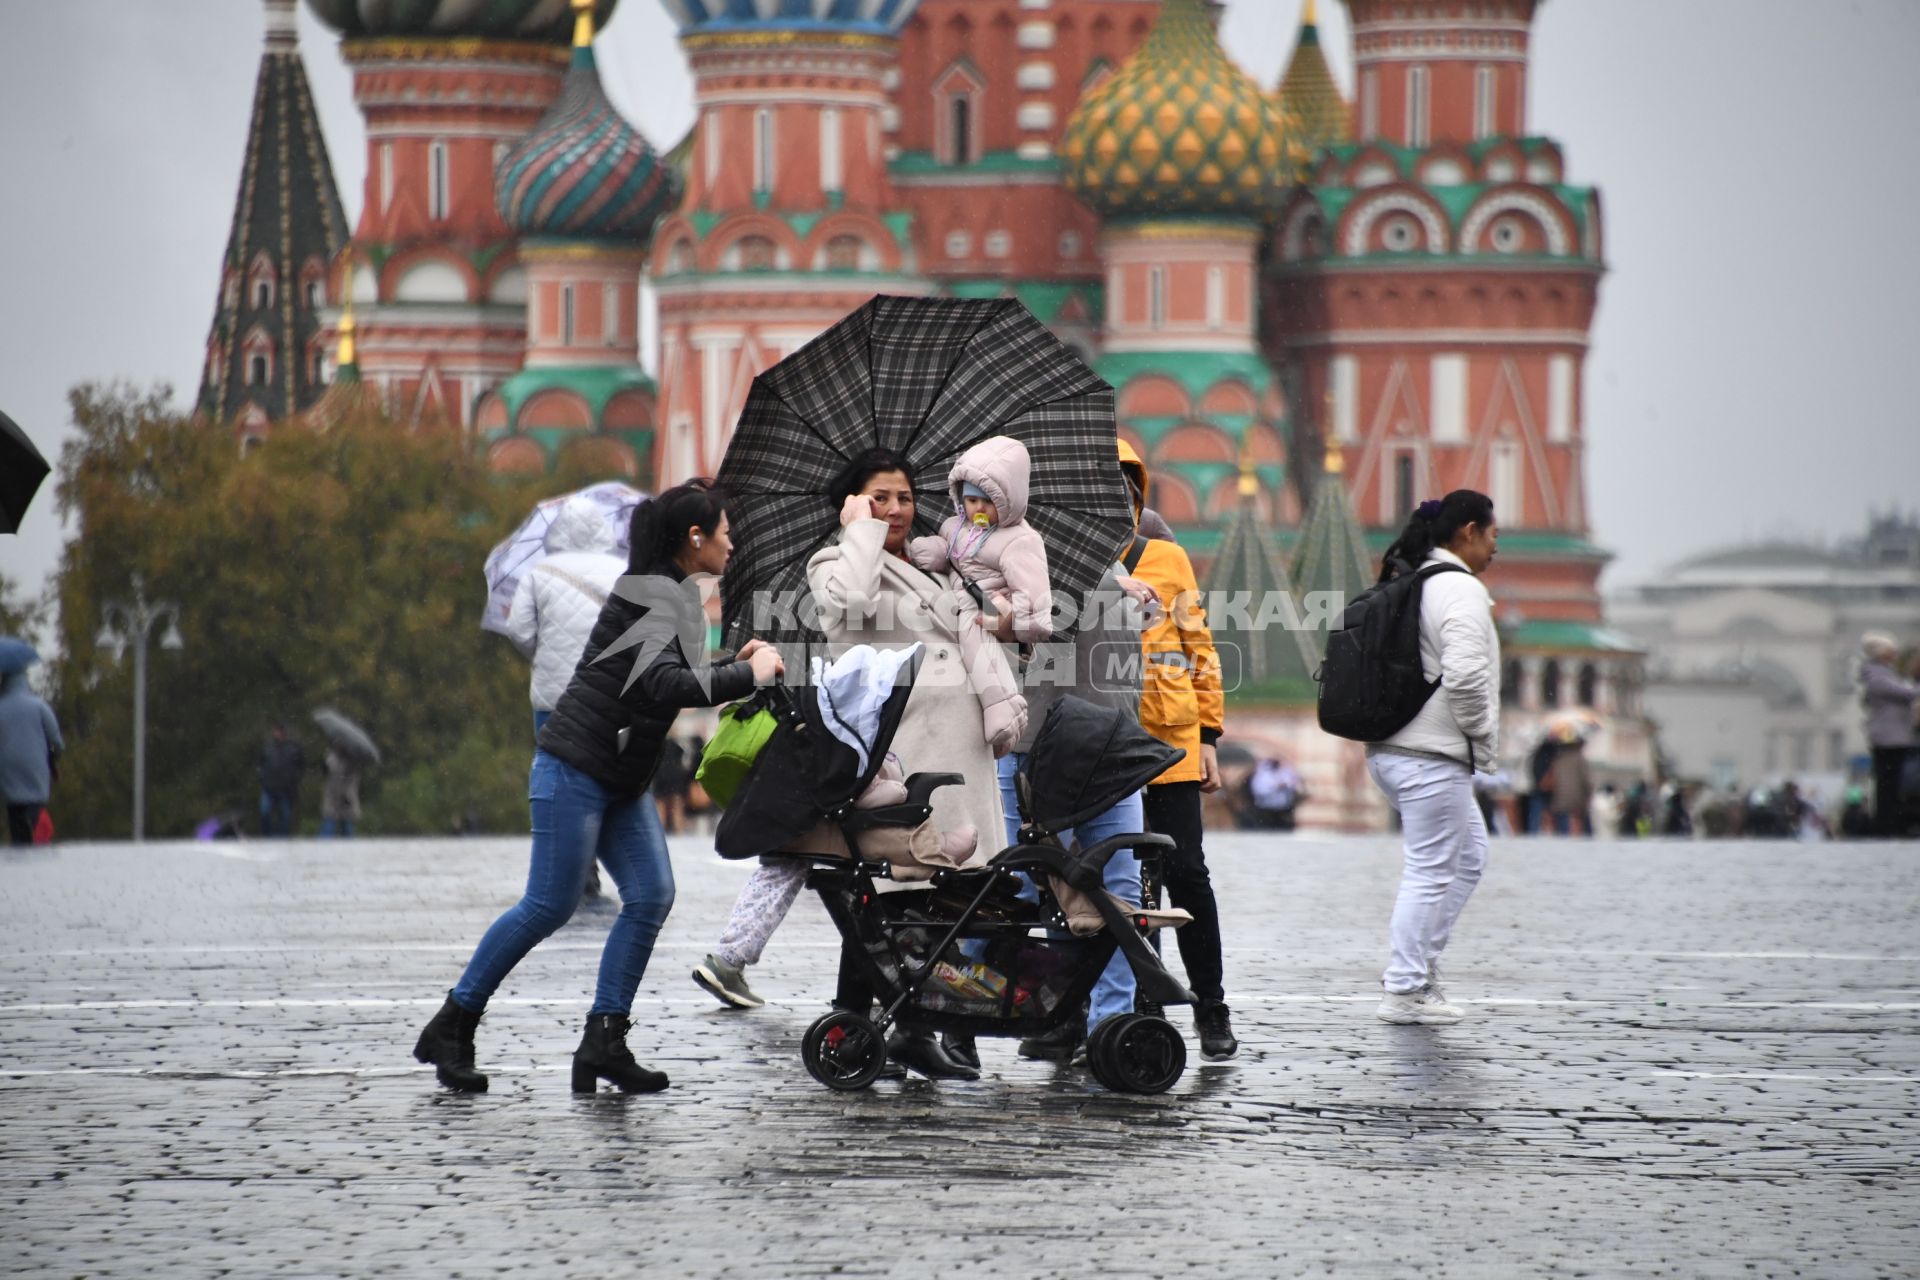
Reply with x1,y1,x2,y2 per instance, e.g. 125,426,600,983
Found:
197,0,348,435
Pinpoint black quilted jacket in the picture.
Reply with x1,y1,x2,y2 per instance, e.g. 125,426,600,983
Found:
537,568,756,797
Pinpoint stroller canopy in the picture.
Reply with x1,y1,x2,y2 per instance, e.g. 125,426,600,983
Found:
1020,696,1183,834
714,646,923,859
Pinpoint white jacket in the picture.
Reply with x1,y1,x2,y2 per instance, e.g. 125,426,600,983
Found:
504,497,627,712
1378,548,1501,770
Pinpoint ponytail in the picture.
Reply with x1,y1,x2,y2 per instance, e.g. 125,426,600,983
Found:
628,478,728,574
1378,489,1494,582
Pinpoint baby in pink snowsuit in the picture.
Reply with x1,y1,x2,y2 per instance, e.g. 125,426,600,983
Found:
908,436,1052,643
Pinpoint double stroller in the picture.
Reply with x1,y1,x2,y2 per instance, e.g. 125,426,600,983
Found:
714,646,1198,1094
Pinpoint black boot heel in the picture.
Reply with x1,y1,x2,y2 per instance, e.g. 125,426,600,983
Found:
572,1013,669,1094
413,993,488,1093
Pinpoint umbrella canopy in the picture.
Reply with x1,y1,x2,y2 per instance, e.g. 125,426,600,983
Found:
481,480,646,636
312,707,381,766
717,295,1133,645
0,410,50,534
1545,710,1601,743
0,636,40,676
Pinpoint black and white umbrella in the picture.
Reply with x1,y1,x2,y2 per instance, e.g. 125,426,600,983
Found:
717,295,1132,645
0,409,50,534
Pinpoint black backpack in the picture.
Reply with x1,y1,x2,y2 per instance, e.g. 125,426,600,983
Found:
1315,561,1467,743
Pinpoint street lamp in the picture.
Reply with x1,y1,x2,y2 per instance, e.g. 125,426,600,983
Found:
96,576,184,842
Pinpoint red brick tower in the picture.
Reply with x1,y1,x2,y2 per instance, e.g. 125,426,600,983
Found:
649,1,932,487
1266,0,1648,776
304,0,616,428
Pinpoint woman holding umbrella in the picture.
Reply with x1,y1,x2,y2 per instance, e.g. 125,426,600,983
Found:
693,448,1025,1080
413,480,784,1095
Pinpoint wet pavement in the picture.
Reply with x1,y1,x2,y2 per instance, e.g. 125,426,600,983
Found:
3,833,1918,1277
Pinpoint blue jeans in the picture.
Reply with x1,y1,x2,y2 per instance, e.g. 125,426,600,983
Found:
997,753,1143,1035
259,791,293,837
319,817,354,838
453,751,673,1017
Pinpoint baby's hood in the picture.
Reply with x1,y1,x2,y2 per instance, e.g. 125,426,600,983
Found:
947,436,1030,525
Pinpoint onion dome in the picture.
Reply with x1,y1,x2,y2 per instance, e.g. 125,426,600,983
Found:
659,0,921,39
1275,0,1350,153
1062,0,1311,221
495,3,678,240
304,0,617,42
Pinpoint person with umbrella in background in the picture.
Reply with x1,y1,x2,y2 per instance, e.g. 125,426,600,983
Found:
311,708,379,839
256,721,306,838
0,639,62,846
500,492,633,896
413,481,784,1095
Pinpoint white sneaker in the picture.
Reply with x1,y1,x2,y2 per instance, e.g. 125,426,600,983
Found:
1427,959,1446,1005
1376,987,1465,1025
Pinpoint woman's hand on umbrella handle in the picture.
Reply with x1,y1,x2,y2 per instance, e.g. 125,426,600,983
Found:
748,646,785,686
839,494,874,527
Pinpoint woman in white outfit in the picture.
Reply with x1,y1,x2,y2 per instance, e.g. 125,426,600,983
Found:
1366,490,1500,1025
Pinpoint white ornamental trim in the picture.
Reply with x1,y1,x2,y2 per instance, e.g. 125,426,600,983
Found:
1459,190,1572,257
1343,191,1449,256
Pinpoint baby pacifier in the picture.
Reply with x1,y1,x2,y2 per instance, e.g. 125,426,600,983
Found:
971,511,991,527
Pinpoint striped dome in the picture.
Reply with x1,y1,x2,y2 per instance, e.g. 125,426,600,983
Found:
305,0,617,40
496,44,678,240
659,0,919,37
1061,0,1311,221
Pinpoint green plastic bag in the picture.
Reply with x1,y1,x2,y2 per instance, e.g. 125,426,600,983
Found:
695,698,778,809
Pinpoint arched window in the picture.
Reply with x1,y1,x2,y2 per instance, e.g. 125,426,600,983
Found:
561,284,576,345
254,280,272,309
428,140,450,220
753,109,775,194
737,236,776,270
1407,65,1431,147
249,353,268,386
305,280,321,309
1540,659,1562,709
1576,662,1599,708
824,235,863,271
950,95,972,166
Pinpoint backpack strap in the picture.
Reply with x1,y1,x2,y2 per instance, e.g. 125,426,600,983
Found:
1121,535,1149,575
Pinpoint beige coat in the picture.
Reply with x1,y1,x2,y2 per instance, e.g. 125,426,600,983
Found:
807,517,1024,864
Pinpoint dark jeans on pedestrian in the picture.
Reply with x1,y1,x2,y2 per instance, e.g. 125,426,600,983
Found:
452,750,672,1017
1143,782,1226,1007
259,790,294,837
6,803,42,846
1871,746,1912,836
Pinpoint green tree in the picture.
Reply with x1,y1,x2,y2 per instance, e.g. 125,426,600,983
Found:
49,383,571,838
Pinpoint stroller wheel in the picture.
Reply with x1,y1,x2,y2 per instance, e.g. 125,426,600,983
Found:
1097,1014,1185,1095
1083,1013,1136,1092
802,1011,887,1091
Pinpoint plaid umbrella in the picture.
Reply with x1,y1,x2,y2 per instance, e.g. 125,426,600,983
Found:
717,295,1131,644
0,409,50,534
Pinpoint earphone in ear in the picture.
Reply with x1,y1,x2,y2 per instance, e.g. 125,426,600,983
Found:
692,536,702,547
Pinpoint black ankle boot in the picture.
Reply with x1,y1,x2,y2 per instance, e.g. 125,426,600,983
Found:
572,1013,669,1094
413,992,488,1092
940,1032,981,1073
886,1029,979,1080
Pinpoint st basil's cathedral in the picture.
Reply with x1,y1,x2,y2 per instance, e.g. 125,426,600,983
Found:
197,0,1653,826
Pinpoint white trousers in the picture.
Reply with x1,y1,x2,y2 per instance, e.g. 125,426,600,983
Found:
1367,752,1488,995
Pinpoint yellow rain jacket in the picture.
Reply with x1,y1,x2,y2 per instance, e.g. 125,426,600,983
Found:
1118,441,1223,785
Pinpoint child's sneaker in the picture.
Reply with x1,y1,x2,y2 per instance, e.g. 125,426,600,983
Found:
1375,986,1465,1025
693,954,765,1009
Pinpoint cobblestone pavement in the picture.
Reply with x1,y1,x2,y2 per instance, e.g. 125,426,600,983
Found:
3,833,1918,1277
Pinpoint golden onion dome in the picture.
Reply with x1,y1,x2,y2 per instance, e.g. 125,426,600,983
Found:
1061,0,1311,222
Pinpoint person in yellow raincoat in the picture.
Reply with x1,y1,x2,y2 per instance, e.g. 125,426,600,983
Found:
1116,440,1236,1059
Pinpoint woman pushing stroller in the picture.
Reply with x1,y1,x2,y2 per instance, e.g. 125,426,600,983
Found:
412,481,785,1094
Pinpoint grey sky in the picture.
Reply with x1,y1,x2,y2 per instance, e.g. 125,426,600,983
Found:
3,0,1917,608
